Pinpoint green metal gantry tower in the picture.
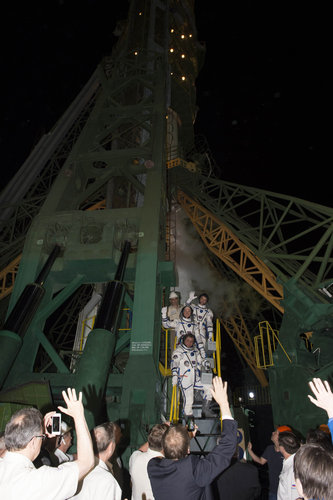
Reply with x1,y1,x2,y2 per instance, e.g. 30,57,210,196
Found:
0,0,205,458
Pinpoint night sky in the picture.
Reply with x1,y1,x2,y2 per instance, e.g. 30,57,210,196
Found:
0,1,328,205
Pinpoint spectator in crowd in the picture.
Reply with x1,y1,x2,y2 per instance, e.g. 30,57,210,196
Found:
147,376,237,500
0,388,94,499
33,434,58,468
277,431,300,500
70,421,121,499
54,421,74,464
308,377,333,441
247,425,290,500
214,445,261,499
306,426,333,452
293,442,333,500
107,422,131,500
0,432,6,459
129,423,168,500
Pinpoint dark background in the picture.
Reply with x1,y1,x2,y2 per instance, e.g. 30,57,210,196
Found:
0,1,328,204
1,0,321,451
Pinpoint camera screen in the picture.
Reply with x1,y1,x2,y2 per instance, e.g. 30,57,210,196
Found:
52,416,60,432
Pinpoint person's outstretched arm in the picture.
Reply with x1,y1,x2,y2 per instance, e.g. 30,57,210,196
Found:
58,388,95,479
247,442,267,465
193,377,237,487
308,378,333,418
210,376,232,418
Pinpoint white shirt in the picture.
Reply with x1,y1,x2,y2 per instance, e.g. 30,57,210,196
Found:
167,304,182,324
54,448,74,464
69,458,121,499
129,448,163,500
0,451,79,500
277,453,298,500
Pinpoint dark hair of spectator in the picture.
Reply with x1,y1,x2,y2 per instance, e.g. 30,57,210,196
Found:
92,422,115,453
294,443,333,500
306,427,333,452
278,431,300,455
162,424,190,460
4,407,43,451
148,424,169,451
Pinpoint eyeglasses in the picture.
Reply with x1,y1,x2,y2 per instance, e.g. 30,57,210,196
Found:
31,434,47,442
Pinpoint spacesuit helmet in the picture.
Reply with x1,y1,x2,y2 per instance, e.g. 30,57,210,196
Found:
182,333,195,348
180,305,193,319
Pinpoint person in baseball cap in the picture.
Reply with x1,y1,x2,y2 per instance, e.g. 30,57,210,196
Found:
54,421,74,464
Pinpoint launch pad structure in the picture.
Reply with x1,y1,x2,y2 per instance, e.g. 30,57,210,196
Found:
0,0,333,464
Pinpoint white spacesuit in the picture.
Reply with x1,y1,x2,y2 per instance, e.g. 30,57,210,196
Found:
171,333,212,417
162,304,206,358
186,291,214,347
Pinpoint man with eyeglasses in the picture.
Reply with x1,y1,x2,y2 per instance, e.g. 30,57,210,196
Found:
0,388,94,499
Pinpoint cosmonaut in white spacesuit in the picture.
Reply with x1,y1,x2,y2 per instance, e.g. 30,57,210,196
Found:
171,333,213,417
186,291,214,348
162,304,206,358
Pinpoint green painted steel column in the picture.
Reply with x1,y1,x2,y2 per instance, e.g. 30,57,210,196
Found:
74,243,130,428
0,330,22,389
74,327,119,428
120,64,167,453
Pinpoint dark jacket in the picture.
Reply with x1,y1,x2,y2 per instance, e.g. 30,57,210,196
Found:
215,460,261,499
148,418,237,500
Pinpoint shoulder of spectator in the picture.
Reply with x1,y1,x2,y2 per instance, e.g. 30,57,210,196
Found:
138,442,149,452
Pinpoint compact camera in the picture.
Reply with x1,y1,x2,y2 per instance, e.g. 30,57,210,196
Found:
186,416,195,432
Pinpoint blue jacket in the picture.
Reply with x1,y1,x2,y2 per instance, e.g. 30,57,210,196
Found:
328,417,333,443
148,418,237,500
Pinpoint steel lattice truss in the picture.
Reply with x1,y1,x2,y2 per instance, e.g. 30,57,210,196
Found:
0,78,100,270
172,167,333,295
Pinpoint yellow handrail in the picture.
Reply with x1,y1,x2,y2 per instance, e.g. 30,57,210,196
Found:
214,319,222,377
79,307,132,352
254,321,292,368
169,384,180,423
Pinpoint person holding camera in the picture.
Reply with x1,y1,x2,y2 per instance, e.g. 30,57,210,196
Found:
54,421,75,464
0,387,94,499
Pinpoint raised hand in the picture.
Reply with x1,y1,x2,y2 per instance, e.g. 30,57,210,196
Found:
308,378,333,418
58,387,84,421
43,411,57,437
210,377,231,416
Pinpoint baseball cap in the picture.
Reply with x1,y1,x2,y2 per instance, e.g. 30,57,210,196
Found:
277,425,292,433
